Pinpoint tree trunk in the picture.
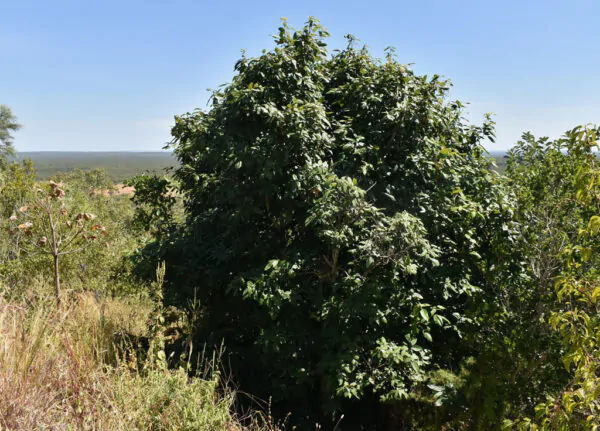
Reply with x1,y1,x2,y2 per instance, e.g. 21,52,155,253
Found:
53,252,61,307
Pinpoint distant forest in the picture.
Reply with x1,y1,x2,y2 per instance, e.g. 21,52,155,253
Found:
13,151,176,182
13,151,506,182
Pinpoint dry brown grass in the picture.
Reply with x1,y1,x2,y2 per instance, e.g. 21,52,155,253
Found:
0,291,281,430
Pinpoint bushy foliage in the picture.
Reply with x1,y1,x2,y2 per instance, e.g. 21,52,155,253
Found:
142,18,526,428
0,159,36,216
0,161,37,289
504,127,600,430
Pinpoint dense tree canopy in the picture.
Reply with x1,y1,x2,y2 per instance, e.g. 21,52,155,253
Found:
140,18,534,429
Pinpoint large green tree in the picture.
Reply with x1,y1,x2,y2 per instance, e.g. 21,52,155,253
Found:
146,19,528,429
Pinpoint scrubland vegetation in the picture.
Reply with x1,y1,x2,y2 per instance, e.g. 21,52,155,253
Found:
0,164,279,430
2,19,600,430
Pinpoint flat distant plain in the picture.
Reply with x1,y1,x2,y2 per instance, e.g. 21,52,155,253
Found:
14,152,176,182
13,151,507,183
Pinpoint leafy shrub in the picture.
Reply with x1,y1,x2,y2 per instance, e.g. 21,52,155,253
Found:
504,127,600,430
140,18,526,428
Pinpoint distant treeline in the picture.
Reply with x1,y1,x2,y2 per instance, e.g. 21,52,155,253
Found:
12,152,176,183
13,151,506,182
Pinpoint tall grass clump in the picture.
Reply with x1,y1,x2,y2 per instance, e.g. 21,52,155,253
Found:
0,286,279,430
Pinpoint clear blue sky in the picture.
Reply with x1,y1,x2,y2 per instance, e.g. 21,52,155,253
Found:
2,0,599,152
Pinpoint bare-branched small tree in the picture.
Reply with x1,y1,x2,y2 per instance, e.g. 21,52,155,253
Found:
8,180,108,307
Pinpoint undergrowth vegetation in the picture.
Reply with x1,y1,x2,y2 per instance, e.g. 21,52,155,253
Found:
0,284,278,430
0,163,280,429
